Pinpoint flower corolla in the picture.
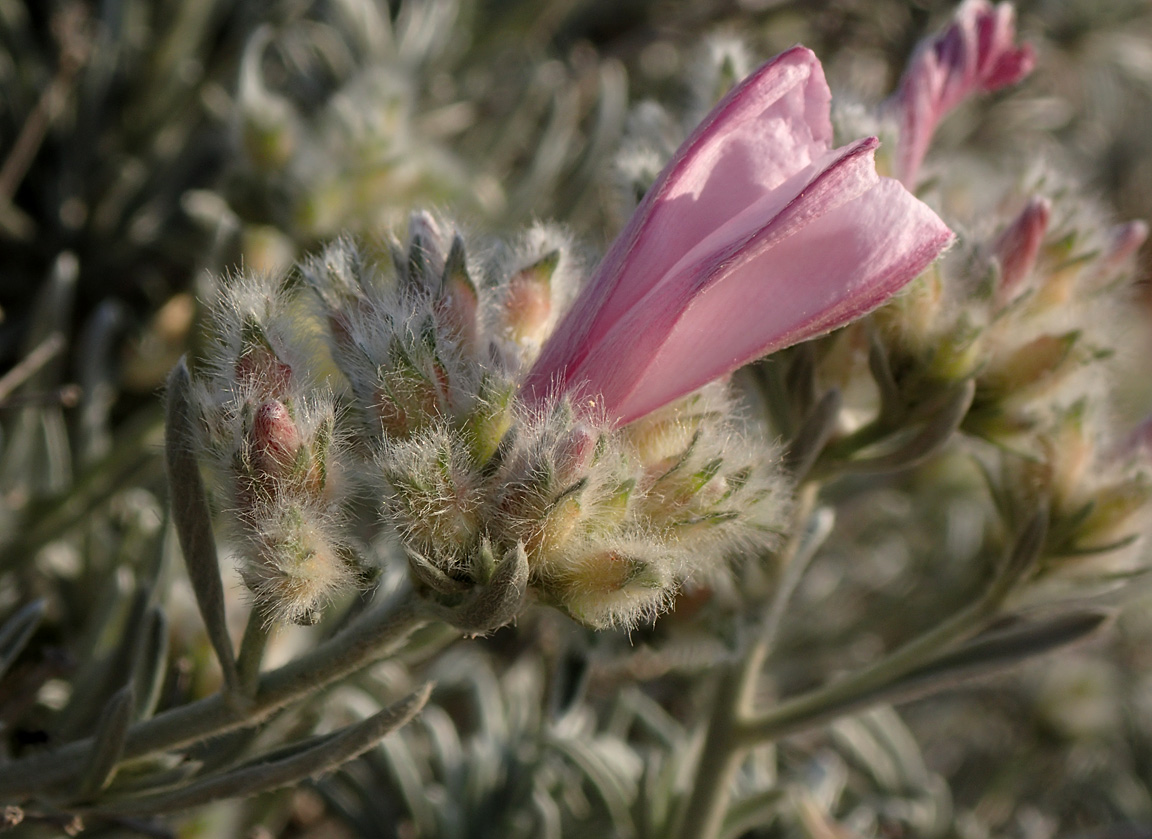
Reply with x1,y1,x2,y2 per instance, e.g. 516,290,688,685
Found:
523,46,954,426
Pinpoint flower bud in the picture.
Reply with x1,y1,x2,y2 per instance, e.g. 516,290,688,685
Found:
463,378,514,465
1044,406,1093,510
502,251,559,346
241,505,356,626
235,319,293,397
928,319,984,381
874,269,945,358
404,211,446,291
529,492,585,558
375,353,449,438
542,541,673,628
436,234,480,351
982,331,1080,398
250,400,303,480
554,423,599,484
994,197,1050,301
384,433,481,569
1073,476,1152,550
1099,220,1149,276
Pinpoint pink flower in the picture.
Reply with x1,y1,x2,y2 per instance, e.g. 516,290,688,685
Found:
522,46,954,426
893,0,1035,187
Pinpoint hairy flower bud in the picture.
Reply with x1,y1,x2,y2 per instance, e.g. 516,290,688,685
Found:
538,540,674,628
250,400,303,480
994,197,1051,300
502,250,559,347
241,503,357,626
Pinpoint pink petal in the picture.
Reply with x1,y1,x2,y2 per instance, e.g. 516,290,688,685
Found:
525,46,833,401
554,142,952,425
607,179,952,425
1103,220,1149,269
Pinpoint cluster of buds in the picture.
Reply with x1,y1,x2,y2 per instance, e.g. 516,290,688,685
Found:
301,222,787,628
871,190,1151,579
189,43,956,631
189,278,361,626
852,0,1152,583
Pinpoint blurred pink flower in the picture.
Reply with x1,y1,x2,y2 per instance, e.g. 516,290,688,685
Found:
522,46,954,426
893,0,1035,187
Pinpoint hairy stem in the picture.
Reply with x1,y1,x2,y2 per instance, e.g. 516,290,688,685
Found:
673,488,820,839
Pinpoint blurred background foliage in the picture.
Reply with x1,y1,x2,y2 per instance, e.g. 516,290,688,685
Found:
1,0,1151,836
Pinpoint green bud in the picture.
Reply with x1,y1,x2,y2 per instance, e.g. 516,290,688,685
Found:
502,250,559,345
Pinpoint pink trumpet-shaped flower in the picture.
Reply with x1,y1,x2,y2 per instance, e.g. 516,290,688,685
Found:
522,46,954,426
893,0,1035,187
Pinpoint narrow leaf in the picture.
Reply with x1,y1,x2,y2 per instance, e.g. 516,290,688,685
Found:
868,329,902,422
164,358,239,692
132,607,169,720
79,685,135,798
784,389,841,480
893,609,1112,693
721,788,785,839
95,683,432,816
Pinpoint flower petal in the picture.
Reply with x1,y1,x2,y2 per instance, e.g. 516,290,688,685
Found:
591,173,954,425
525,46,833,402
550,138,951,423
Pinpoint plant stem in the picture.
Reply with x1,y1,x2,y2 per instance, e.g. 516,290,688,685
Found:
235,608,272,699
673,489,820,839
672,504,1031,839
736,582,1003,745
672,666,745,839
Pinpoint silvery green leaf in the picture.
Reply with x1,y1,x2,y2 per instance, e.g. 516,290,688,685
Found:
132,606,168,720
419,704,464,787
856,706,933,791
607,688,683,748
374,730,438,834
868,329,902,422
76,300,128,465
840,379,975,474
96,683,432,816
164,358,239,693
785,342,817,421
548,733,637,838
830,716,903,792
1003,507,1049,585
57,586,149,741
532,784,563,839
79,685,135,798
891,609,1112,696
103,756,204,798
784,388,841,480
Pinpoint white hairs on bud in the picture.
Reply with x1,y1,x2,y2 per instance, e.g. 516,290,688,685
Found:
239,499,359,626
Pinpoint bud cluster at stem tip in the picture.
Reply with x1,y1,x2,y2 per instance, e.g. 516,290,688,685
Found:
188,216,789,629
